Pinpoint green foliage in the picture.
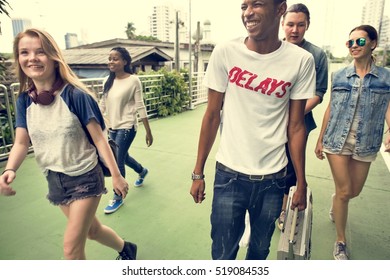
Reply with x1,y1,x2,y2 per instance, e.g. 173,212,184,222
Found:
125,22,136,40
139,67,190,118
125,22,160,42
134,35,161,42
0,56,6,80
0,0,12,16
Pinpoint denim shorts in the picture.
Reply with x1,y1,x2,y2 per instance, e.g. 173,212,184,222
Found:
46,164,107,205
323,131,377,163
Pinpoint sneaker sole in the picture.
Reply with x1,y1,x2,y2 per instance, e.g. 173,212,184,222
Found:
104,202,124,214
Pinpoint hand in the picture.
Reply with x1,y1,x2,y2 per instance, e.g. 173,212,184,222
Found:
290,184,307,212
0,172,17,196
314,141,325,160
112,175,129,199
146,133,153,147
190,179,206,204
384,135,390,152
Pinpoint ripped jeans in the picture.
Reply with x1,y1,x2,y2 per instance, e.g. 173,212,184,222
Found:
210,165,285,260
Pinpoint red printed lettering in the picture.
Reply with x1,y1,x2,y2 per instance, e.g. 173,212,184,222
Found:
254,78,272,95
227,66,291,99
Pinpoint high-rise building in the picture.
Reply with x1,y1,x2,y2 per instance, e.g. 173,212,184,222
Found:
361,0,389,47
149,4,174,42
379,15,390,48
12,18,32,37
148,3,188,43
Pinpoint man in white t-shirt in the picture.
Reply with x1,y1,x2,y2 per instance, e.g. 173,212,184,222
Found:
190,0,315,260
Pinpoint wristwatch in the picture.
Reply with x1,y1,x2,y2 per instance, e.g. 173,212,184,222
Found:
191,172,205,180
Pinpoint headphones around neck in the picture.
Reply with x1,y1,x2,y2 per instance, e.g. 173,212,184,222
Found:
28,78,64,105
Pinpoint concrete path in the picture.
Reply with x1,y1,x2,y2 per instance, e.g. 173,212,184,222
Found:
0,96,389,260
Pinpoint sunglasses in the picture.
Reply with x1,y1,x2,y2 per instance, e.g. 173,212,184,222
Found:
346,38,367,48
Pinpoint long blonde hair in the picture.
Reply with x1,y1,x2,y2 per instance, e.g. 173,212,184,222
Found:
13,28,96,99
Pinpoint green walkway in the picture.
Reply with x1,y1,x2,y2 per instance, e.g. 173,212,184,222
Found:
0,102,389,260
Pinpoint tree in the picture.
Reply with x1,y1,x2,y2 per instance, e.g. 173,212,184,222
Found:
0,0,11,16
125,22,136,40
0,0,12,79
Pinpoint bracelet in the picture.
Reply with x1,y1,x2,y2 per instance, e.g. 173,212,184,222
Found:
2,169,16,175
191,172,205,180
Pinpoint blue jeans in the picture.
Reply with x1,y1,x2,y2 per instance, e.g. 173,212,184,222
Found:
109,128,143,178
210,165,285,260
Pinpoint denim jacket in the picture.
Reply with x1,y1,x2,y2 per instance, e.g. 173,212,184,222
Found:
323,63,390,156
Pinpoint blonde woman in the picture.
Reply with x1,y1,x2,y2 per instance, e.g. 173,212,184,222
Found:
0,28,137,260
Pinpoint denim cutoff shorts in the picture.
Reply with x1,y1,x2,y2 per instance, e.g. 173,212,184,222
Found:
323,130,377,163
46,163,107,205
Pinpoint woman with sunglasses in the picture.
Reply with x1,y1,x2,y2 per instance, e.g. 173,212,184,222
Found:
315,25,390,260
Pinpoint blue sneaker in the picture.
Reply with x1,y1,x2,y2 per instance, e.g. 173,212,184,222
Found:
134,168,148,187
104,198,123,214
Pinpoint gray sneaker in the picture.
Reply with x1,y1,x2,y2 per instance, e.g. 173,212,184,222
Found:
333,241,349,260
329,193,335,222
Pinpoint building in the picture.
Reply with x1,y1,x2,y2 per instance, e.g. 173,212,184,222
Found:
65,33,79,49
148,3,189,44
62,39,173,78
379,15,390,48
62,38,214,79
361,0,388,47
149,4,174,43
11,18,32,37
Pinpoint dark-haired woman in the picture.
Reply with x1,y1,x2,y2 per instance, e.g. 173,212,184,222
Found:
101,47,153,214
315,25,390,260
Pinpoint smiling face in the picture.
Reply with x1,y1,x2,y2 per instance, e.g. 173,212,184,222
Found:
108,50,127,74
347,30,376,60
17,35,56,84
241,0,285,42
282,12,308,45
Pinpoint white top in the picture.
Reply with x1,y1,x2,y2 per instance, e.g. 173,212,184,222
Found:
204,38,316,175
100,75,147,130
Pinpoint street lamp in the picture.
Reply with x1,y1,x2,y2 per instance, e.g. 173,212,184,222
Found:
188,0,193,109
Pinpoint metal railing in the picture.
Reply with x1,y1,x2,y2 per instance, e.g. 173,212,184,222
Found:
0,72,207,160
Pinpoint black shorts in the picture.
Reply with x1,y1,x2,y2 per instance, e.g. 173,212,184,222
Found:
46,164,107,205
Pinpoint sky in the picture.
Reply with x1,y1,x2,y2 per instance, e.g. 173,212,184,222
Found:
0,0,388,57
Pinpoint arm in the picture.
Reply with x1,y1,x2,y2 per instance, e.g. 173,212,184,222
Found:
305,52,328,114
141,118,153,147
190,89,224,204
384,102,390,152
86,119,129,198
305,95,322,114
134,78,153,146
0,128,31,196
315,101,331,159
288,99,307,211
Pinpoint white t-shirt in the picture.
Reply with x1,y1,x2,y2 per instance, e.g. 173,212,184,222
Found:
204,38,316,175
16,85,105,176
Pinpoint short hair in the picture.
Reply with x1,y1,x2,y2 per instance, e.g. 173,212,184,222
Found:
275,0,286,5
283,3,310,26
